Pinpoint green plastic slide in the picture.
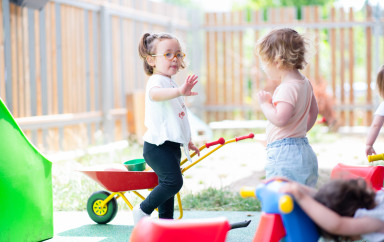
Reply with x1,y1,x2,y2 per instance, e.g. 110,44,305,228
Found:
0,98,53,241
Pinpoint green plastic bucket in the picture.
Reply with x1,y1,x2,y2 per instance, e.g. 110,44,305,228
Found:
123,159,146,171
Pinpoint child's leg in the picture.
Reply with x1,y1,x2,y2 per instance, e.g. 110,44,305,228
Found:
158,196,175,218
140,141,183,219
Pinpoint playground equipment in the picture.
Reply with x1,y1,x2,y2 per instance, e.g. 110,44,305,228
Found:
331,163,384,191
0,98,53,241
331,154,384,191
130,217,251,242
368,153,384,163
240,180,320,242
80,133,255,224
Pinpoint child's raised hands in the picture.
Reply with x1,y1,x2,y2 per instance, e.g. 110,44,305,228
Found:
257,90,272,104
179,75,198,97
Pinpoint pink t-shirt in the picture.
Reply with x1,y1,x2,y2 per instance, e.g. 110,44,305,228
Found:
266,78,313,144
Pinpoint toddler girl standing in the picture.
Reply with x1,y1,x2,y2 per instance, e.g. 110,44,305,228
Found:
256,28,319,187
134,32,200,224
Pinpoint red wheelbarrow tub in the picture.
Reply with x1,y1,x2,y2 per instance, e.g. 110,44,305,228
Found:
79,167,158,192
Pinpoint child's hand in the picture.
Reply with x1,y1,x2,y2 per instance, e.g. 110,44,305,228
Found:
366,145,376,156
179,75,198,97
188,141,200,156
257,90,272,104
279,182,304,200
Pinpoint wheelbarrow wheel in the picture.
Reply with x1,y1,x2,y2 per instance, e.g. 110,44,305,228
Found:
87,191,118,224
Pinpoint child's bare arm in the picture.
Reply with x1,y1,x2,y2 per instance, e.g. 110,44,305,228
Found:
366,115,384,156
257,90,293,127
307,93,319,132
283,183,384,236
150,75,198,101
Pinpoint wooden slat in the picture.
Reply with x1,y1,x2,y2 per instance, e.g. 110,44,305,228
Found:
238,11,244,109
45,5,53,115
253,10,261,119
61,5,68,114
222,12,228,120
348,8,354,126
0,1,4,99
79,8,86,113
92,11,99,112
88,10,94,112
205,12,211,122
314,6,320,84
17,6,24,117
112,16,120,108
50,3,58,115
330,8,336,99
39,8,48,116
366,5,372,125
10,4,18,116
213,12,218,121
123,18,133,94
22,8,30,117
340,8,346,126
230,12,235,119
303,6,312,80
34,11,42,116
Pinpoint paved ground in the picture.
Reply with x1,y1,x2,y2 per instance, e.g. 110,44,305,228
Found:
50,211,261,241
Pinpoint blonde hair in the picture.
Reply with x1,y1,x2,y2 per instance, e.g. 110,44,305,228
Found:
256,28,309,70
138,32,186,76
376,65,384,98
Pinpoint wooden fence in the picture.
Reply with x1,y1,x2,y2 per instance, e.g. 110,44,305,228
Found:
1,0,384,154
0,0,199,153
203,5,384,128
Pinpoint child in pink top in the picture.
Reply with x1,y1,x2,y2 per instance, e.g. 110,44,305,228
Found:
256,28,319,187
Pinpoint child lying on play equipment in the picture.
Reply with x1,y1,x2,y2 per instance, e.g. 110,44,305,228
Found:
280,178,384,242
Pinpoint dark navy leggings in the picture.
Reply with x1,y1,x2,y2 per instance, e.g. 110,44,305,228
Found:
140,141,183,219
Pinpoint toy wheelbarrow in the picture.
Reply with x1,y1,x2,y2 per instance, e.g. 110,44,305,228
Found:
79,133,255,224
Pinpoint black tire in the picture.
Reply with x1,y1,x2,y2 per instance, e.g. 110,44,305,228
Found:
86,191,118,224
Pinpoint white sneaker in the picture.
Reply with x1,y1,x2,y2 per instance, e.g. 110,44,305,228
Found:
132,205,149,225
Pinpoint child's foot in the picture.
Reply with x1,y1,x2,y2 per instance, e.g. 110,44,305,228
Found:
132,205,149,225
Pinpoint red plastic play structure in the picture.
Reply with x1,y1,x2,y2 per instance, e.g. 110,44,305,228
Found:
130,217,250,242
252,213,286,242
331,152,384,191
331,163,384,191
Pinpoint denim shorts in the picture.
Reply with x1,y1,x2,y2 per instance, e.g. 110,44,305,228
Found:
266,137,318,187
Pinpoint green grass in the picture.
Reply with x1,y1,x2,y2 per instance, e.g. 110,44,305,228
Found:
52,143,261,212
178,187,261,211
